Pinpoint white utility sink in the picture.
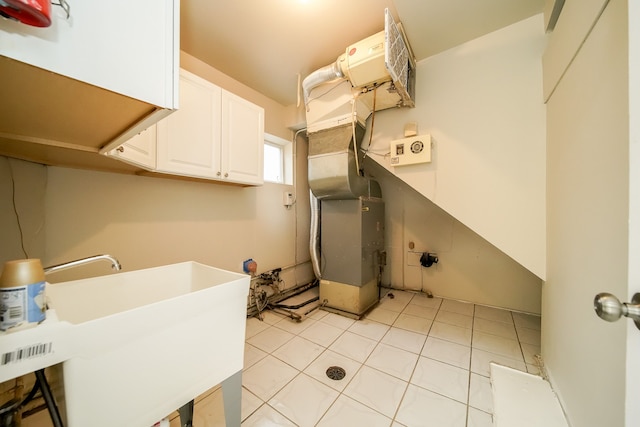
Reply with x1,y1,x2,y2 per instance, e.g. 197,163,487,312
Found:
46,261,249,427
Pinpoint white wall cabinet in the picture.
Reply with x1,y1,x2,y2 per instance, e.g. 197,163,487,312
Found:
114,69,264,186
108,125,157,169
221,91,265,185
0,0,179,156
156,71,222,179
0,0,178,109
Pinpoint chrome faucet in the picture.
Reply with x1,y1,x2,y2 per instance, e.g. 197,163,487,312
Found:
43,254,122,275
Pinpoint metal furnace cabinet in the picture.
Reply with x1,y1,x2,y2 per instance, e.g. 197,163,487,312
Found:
320,197,384,317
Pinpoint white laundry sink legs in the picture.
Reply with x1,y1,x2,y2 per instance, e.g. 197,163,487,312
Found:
222,370,242,427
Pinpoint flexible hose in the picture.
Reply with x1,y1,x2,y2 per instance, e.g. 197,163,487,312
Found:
302,59,344,108
309,190,322,279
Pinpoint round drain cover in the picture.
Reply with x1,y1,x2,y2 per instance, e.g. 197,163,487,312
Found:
326,366,346,381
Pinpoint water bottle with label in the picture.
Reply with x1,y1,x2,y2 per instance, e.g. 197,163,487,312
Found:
0,259,47,331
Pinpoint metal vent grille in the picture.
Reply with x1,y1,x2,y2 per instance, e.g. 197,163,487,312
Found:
385,9,409,88
384,8,415,107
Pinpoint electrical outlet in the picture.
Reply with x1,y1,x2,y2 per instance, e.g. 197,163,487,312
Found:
283,191,294,207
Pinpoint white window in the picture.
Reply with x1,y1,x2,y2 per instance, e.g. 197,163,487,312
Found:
263,133,293,185
264,142,284,183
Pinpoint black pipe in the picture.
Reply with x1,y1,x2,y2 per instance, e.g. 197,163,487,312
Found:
272,296,319,310
274,280,318,303
246,280,319,319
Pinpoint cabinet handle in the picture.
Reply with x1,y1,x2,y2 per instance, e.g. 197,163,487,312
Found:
224,173,229,178
216,171,221,176
116,146,124,153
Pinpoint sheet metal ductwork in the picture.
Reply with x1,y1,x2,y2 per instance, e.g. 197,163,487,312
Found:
307,124,381,200
306,117,384,319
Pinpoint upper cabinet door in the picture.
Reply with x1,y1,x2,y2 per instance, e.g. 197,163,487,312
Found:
156,70,222,179
109,125,157,170
221,91,265,185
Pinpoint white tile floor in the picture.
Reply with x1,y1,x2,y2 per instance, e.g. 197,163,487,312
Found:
241,290,541,427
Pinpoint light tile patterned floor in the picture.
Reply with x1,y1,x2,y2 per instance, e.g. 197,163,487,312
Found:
241,290,541,427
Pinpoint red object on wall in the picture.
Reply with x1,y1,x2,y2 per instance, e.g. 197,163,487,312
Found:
0,0,51,27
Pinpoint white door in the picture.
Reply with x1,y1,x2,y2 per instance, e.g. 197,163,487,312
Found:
624,0,640,422
220,90,264,185
156,70,221,179
544,0,639,426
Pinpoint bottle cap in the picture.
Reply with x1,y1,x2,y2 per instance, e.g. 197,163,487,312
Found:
0,259,46,288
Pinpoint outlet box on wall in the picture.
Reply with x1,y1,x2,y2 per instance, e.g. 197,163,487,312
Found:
283,191,294,207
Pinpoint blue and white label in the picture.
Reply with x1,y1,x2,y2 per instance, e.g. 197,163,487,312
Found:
0,281,46,330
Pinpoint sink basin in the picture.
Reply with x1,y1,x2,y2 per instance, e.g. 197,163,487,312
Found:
46,261,249,427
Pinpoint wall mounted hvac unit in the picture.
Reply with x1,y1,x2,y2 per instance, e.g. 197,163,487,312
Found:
303,8,416,114
338,8,415,109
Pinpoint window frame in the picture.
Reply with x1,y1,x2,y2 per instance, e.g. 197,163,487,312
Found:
263,133,293,185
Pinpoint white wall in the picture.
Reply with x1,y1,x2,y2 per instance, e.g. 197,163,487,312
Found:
366,14,547,280
368,160,542,314
42,167,312,289
544,0,628,425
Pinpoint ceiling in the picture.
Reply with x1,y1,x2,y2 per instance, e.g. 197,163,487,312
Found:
180,0,544,107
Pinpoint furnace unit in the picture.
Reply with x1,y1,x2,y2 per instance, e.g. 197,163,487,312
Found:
304,9,415,318
320,198,384,316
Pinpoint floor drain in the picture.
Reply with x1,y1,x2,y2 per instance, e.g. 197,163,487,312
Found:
326,366,346,381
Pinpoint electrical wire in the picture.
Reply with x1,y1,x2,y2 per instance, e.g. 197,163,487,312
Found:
305,80,351,105
6,158,29,259
363,150,391,158
365,86,378,158
351,95,361,176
